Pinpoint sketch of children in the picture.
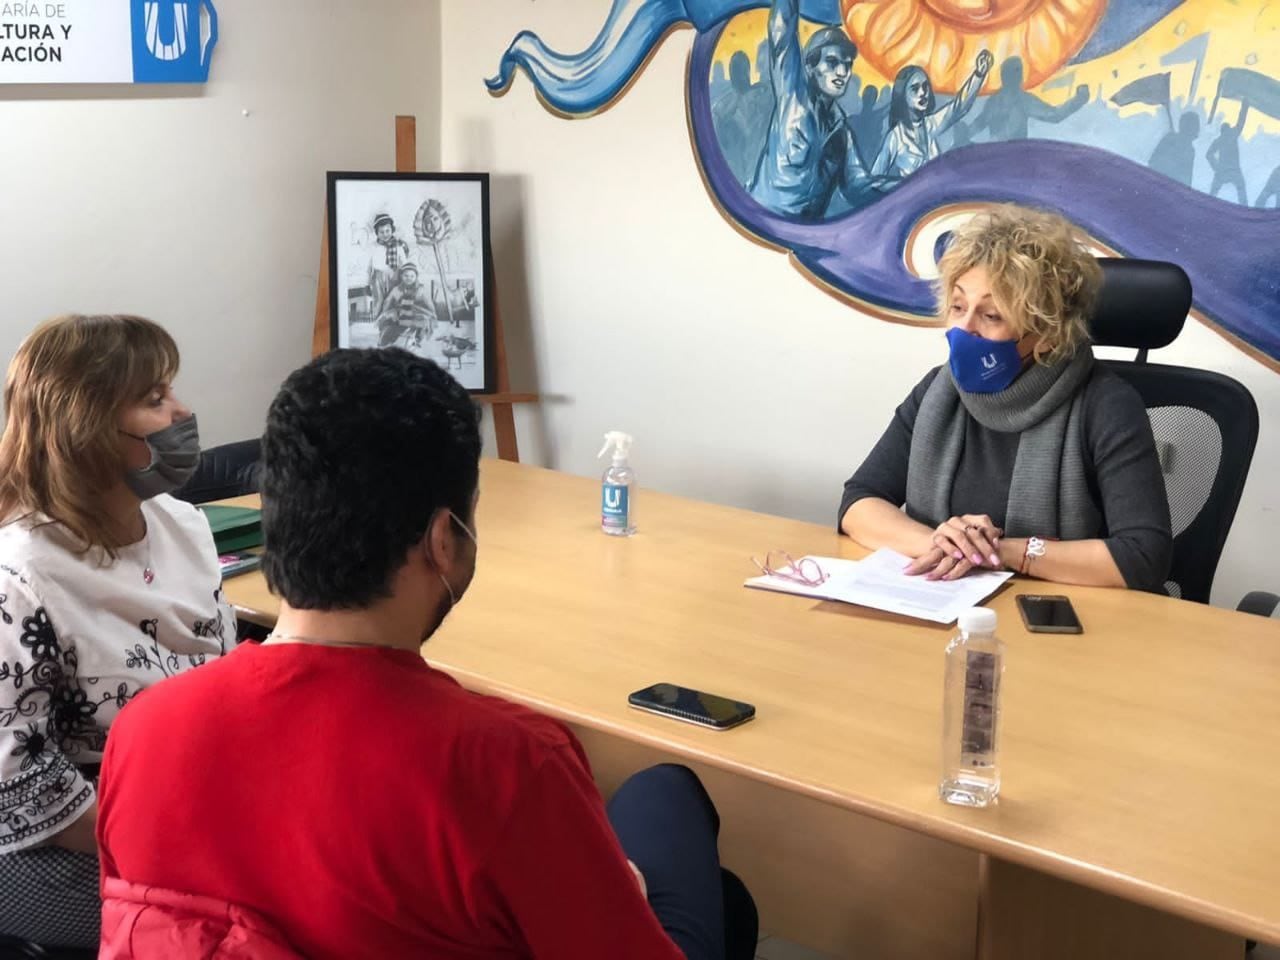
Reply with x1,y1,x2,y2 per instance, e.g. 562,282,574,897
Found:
376,263,436,348
366,213,414,319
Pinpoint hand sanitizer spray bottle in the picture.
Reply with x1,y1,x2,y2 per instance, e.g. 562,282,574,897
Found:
598,431,636,536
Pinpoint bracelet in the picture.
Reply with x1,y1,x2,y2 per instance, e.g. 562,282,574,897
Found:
1021,536,1048,575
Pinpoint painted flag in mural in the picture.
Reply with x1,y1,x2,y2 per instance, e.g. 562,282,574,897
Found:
1111,72,1171,108
1158,32,1209,103
1042,71,1077,93
487,0,841,114
489,0,1190,116
1214,67,1280,121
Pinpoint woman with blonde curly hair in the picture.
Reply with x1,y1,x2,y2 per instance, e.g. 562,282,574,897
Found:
0,315,235,949
839,205,1172,589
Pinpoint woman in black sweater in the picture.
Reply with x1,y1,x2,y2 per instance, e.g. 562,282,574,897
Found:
839,206,1172,591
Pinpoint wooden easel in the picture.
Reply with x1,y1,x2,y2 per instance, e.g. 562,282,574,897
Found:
311,115,537,461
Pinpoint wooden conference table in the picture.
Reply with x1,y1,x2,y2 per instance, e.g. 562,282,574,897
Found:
221,459,1280,959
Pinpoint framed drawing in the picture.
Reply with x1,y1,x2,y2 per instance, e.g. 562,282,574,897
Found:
327,171,495,393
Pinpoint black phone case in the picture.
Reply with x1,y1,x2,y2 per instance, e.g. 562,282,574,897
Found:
627,686,756,729
1016,594,1083,633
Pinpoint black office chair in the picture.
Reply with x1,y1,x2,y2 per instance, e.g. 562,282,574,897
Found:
170,438,266,643
1089,259,1260,604
173,438,262,505
0,935,95,959
1238,592,1280,619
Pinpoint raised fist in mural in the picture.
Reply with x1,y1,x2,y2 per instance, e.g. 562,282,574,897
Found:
975,50,994,78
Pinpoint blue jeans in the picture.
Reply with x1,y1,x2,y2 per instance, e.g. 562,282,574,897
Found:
607,765,758,960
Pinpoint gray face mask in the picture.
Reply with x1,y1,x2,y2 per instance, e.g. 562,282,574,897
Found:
122,415,201,500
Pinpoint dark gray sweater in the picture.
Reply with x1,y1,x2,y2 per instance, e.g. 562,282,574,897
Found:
839,365,1173,591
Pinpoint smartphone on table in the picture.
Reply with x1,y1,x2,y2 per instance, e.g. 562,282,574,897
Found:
627,683,756,730
218,551,262,580
1016,594,1083,634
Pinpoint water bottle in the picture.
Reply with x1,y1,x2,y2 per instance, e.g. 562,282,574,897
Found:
940,607,1005,808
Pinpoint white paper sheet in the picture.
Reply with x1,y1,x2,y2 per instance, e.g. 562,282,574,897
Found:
744,548,1013,624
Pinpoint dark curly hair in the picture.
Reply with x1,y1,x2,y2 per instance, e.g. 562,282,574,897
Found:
260,348,480,610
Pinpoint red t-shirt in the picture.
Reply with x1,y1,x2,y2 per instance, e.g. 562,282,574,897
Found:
97,642,684,960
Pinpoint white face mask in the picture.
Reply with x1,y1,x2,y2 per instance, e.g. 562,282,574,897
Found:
436,509,477,609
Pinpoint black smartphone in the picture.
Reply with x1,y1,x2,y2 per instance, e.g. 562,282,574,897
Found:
627,683,756,730
1016,594,1083,634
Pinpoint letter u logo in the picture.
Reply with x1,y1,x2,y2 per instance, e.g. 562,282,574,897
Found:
605,489,622,509
981,354,998,370
145,2,188,61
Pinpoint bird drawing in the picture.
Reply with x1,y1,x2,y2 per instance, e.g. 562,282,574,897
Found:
437,334,477,371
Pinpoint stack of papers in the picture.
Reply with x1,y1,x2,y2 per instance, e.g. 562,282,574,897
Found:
744,548,1013,624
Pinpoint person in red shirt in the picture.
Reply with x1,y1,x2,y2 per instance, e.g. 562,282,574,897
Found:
96,348,757,959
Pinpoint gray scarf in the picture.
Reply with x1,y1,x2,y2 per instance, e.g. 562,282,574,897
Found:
905,348,1100,539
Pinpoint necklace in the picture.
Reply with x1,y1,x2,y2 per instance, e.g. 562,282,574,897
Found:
138,517,155,585
264,632,403,651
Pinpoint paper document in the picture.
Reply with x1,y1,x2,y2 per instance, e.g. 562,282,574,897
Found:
744,548,1013,624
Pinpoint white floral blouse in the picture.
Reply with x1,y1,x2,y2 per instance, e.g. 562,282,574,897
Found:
0,495,235,851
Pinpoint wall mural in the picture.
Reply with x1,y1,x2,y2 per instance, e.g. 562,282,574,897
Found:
489,1,1280,365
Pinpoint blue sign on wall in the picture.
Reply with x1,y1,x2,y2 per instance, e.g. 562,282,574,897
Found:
129,0,217,83
0,1,218,84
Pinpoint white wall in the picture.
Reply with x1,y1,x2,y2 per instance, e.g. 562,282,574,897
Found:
0,0,442,449
441,0,1277,608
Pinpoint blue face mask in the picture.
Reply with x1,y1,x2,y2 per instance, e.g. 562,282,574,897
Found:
945,327,1024,394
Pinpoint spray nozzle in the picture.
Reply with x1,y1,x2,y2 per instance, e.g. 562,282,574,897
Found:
598,431,633,463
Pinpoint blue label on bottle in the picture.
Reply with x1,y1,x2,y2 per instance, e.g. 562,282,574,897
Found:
602,484,629,528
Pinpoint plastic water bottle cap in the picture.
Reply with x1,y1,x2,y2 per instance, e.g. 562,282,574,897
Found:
958,607,997,635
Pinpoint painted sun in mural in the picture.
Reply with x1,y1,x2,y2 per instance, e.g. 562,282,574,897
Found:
842,0,1106,92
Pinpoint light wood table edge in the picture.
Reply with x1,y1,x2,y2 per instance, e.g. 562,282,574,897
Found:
230,603,275,630
443,664,1277,945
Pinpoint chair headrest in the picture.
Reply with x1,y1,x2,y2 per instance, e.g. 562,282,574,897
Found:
1089,258,1191,350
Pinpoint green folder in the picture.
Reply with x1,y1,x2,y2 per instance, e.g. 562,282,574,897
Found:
198,505,264,553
